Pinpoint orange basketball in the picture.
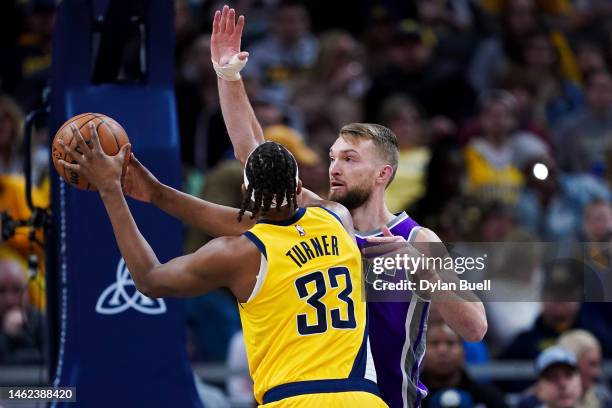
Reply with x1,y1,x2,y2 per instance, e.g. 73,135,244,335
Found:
52,113,130,190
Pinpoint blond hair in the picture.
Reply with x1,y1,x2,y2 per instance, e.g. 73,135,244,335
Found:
557,329,601,359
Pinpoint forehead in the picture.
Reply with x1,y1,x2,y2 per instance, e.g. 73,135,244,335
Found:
330,136,376,155
542,364,576,380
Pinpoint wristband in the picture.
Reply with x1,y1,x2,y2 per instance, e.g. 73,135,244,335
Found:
212,53,248,81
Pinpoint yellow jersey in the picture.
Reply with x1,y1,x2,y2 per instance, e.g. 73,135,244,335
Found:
464,144,524,205
240,206,381,406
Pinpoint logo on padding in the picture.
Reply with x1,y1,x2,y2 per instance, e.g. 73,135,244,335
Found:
96,258,167,315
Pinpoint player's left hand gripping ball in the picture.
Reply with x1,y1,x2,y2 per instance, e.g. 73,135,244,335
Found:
54,116,131,191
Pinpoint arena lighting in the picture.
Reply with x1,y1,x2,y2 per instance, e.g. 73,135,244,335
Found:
533,162,549,181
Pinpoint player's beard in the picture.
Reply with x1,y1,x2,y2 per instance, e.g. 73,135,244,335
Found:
329,185,371,210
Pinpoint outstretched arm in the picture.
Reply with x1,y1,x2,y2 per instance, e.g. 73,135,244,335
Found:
123,154,255,237
211,5,264,166
117,5,292,236
211,5,325,205
58,124,257,299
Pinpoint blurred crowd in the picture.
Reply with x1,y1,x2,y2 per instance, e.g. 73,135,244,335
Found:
1,0,612,406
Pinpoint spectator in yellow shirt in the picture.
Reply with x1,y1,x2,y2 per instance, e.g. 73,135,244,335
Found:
464,91,524,205
379,95,432,213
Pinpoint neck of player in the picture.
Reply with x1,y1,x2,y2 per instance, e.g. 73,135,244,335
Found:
257,205,299,221
349,191,395,233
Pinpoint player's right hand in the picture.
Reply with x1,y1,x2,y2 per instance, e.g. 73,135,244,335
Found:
123,154,160,203
211,5,248,65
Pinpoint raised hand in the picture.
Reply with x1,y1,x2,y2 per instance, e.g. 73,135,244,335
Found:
58,123,131,192
211,5,248,65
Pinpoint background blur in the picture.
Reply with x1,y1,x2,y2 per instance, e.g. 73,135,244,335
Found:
0,0,612,407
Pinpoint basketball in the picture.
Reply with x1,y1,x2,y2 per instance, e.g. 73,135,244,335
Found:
52,113,130,190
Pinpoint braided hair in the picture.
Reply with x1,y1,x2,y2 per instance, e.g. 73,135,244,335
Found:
238,141,299,222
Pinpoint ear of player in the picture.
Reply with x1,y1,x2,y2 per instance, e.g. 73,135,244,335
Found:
52,113,131,191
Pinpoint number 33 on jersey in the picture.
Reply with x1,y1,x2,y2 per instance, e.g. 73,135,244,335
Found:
240,207,376,405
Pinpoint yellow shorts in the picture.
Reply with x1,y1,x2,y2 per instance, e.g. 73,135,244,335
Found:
260,391,388,407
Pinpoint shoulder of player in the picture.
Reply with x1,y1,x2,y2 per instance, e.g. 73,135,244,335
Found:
199,235,261,266
313,201,352,228
313,201,356,237
213,234,260,251
413,227,443,243
297,187,322,207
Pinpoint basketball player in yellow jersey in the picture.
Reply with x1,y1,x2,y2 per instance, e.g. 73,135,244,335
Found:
58,128,387,407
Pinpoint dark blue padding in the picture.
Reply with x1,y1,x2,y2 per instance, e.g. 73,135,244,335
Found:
319,206,343,226
257,207,306,226
263,378,380,404
47,2,202,407
244,231,267,259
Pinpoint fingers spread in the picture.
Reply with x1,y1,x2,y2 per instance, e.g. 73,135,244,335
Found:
227,8,236,33
212,10,221,33
59,138,84,164
70,124,91,158
58,159,80,172
89,122,102,152
220,5,229,33
235,15,245,37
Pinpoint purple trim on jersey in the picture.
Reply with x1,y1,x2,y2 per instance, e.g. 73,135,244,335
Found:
415,383,429,407
354,213,420,244
410,303,430,408
410,302,429,381
355,213,430,408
